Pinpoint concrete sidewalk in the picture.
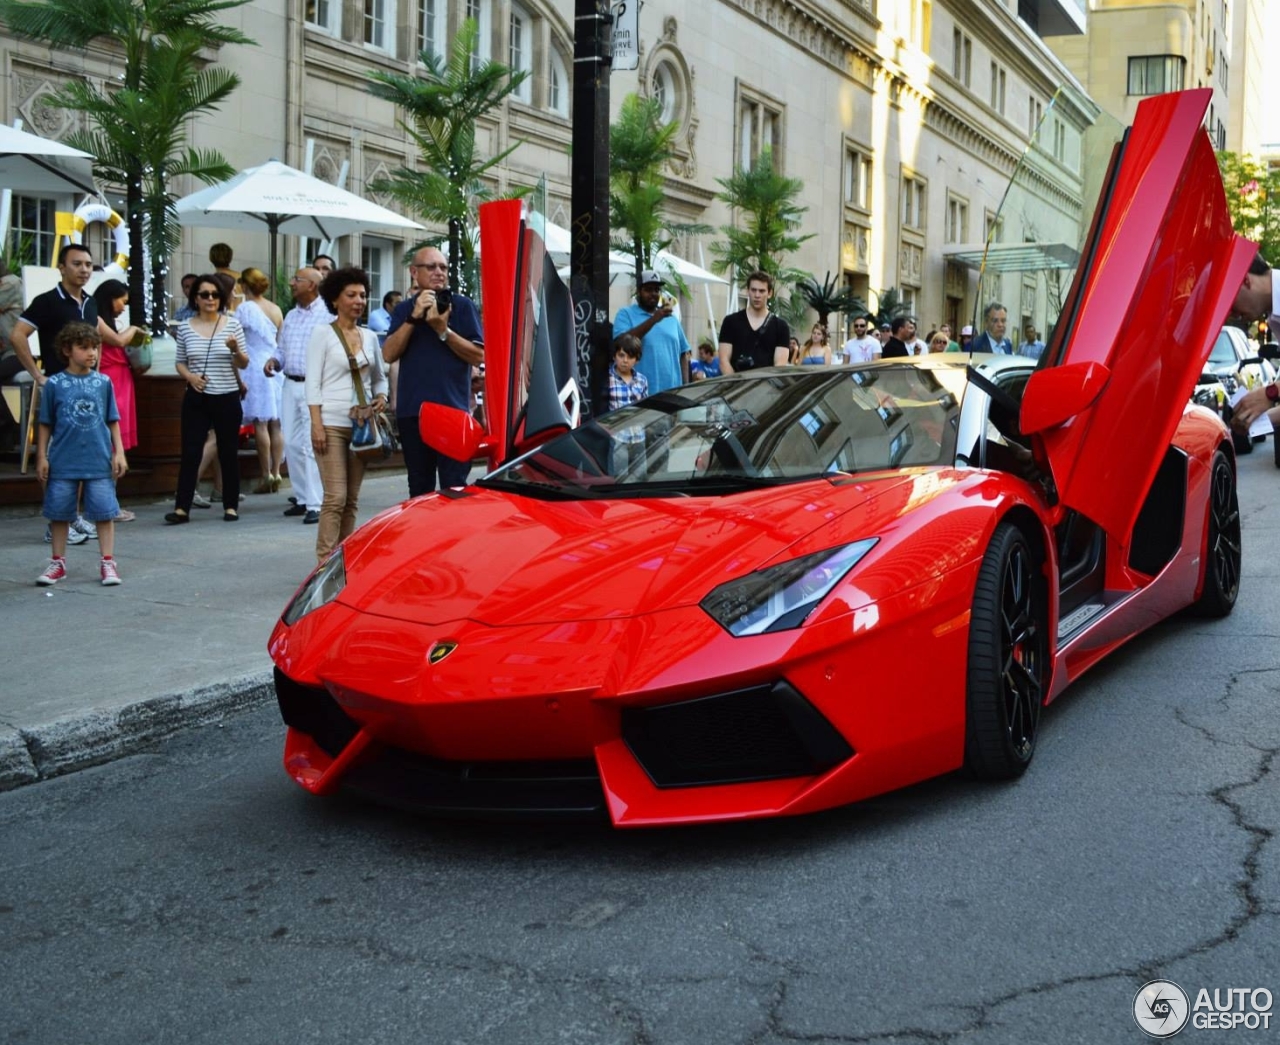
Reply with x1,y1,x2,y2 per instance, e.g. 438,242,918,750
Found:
0,469,420,788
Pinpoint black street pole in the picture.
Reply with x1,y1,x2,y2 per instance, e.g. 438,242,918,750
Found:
571,0,613,419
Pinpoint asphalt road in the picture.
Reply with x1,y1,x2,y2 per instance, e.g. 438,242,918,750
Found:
2,453,1279,1044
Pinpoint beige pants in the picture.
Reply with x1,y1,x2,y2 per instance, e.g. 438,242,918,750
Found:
315,425,366,563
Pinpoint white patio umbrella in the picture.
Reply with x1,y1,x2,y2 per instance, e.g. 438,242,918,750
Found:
556,247,727,287
0,124,97,194
174,159,424,281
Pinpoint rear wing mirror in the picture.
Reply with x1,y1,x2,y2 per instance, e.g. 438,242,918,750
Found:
419,403,492,464
1020,361,1111,435
1259,343,1280,362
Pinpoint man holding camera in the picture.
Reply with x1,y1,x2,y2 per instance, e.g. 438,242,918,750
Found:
383,246,484,497
1228,254,1280,432
612,269,691,394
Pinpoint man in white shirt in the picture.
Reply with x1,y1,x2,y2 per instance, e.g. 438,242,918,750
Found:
842,315,881,363
265,268,331,523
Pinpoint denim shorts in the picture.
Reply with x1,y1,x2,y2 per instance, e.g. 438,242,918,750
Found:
42,477,120,523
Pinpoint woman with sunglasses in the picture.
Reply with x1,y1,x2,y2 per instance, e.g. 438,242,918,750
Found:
167,275,248,523
306,266,388,564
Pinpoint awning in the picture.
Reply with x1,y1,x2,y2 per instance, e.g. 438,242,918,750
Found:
942,241,1080,273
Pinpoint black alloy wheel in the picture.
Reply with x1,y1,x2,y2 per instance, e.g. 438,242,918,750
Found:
964,522,1048,780
1191,449,1241,618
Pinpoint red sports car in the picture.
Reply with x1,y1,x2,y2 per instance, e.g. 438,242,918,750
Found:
269,89,1253,826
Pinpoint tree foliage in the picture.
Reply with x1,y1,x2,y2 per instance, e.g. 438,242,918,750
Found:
0,0,252,331
367,19,528,296
1216,151,1280,265
608,93,710,289
796,271,867,330
709,147,812,289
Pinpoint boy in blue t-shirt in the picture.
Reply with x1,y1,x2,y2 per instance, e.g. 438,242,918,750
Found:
689,341,722,380
35,322,128,587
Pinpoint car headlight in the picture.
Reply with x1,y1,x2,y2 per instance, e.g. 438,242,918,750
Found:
701,539,878,637
282,548,346,626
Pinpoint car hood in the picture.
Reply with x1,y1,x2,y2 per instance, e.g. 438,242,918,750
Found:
337,475,920,627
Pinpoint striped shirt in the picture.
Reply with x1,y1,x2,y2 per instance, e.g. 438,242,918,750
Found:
175,316,246,395
271,296,333,377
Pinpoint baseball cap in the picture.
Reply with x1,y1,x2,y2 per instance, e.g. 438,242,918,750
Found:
961,324,974,335
879,322,891,332
639,269,664,286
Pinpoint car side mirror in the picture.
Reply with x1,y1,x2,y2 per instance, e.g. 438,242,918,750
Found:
1239,356,1263,367
419,402,490,463
1259,343,1280,361
1020,361,1111,435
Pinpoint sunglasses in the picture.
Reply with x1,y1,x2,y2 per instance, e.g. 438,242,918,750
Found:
196,290,220,300
412,262,448,271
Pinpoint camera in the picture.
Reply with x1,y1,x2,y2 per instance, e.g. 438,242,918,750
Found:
434,287,452,313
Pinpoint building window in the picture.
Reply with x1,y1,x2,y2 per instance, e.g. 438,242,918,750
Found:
1127,55,1187,96
549,49,569,118
364,0,393,51
466,0,491,70
989,63,1006,114
417,0,444,60
653,62,679,124
844,145,872,212
737,87,783,170
901,174,926,231
985,211,1003,244
6,194,56,267
1218,52,1228,90
1028,96,1044,140
1052,119,1066,162
305,0,335,32
362,238,399,318
952,28,972,87
946,195,968,244
1216,119,1226,149
508,4,532,102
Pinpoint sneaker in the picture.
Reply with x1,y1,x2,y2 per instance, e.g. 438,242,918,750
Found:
37,557,67,586
100,557,122,586
72,516,98,539
191,492,213,509
44,526,89,546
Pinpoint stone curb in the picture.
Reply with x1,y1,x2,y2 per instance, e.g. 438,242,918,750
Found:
0,670,275,791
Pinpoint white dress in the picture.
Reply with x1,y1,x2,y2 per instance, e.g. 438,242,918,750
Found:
237,299,283,422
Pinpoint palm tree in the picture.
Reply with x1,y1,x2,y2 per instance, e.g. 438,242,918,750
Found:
366,19,529,296
0,0,252,333
59,32,242,331
797,271,867,331
609,93,710,288
867,287,910,329
709,147,812,288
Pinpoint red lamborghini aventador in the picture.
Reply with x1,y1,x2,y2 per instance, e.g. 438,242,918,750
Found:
269,89,1254,826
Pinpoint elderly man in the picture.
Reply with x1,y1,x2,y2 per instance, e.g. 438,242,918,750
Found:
1228,254,1280,430
612,269,691,393
383,246,484,497
970,302,1013,354
265,268,330,523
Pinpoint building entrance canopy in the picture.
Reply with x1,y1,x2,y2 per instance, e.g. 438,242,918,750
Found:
942,241,1080,273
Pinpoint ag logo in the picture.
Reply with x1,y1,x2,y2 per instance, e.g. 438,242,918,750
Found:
1134,980,1190,1038
428,641,458,665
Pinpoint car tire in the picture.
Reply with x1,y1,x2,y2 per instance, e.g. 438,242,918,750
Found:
1190,449,1241,618
964,521,1048,780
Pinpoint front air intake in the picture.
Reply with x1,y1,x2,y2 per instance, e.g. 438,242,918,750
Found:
274,667,359,759
622,681,853,788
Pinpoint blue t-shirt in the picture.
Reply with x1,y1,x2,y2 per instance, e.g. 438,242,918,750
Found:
389,293,484,417
690,357,721,379
38,369,119,479
613,302,691,393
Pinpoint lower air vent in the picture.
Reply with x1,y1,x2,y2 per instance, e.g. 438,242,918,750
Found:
622,681,854,788
274,667,359,759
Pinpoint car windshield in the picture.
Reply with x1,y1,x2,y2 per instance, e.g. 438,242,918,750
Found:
477,366,962,497
1207,330,1237,366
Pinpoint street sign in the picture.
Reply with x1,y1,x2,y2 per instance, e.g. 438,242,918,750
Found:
610,0,639,71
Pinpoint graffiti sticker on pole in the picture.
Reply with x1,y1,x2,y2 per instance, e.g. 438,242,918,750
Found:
610,0,639,71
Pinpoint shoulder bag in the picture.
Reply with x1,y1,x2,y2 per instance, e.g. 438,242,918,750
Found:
336,323,393,460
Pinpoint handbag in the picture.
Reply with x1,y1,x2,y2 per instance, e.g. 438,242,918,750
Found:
337,323,393,461
125,330,152,374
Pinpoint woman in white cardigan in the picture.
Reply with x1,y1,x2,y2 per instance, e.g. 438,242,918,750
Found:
305,267,389,564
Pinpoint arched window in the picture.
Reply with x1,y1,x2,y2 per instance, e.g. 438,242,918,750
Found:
548,47,570,118
509,3,533,103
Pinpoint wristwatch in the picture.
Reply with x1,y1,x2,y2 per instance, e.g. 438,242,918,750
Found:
438,326,448,343
1266,383,1279,403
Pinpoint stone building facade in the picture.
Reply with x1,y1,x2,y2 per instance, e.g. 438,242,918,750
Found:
2,0,1097,343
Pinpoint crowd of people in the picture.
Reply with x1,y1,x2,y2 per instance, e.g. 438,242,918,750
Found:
6,240,482,587
6,237,1280,590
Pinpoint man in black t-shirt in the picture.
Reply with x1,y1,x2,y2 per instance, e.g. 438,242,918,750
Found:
10,244,99,385
717,270,790,373
881,315,913,359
